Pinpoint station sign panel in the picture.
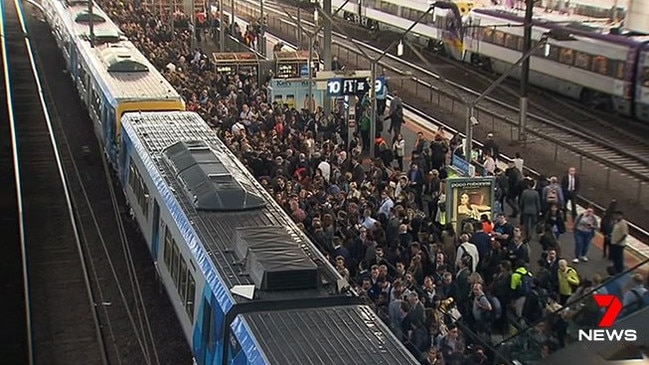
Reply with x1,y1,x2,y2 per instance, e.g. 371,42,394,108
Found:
326,76,386,97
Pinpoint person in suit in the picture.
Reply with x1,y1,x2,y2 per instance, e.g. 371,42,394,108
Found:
561,167,580,220
387,91,404,140
519,179,541,241
407,162,425,208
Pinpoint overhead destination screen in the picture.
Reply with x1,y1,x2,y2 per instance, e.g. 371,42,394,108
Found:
212,52,261,76
274,50,319,79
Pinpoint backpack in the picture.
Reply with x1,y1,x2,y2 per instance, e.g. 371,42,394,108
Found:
567,267,581,290
629,288,647,312
515,268,533,296
546,186,558,203
486,295,503,320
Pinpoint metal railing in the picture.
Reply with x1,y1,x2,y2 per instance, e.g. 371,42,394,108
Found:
229,1,649,246
233,1,649,206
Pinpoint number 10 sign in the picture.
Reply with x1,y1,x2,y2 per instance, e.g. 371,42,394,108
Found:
326,77,385,97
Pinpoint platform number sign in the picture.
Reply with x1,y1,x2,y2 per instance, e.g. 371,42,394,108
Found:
327,77,386,97
375,76,386,98
327,77,371,97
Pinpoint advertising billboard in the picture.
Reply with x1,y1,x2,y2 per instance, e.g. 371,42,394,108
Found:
268,78,324,111
446,177,495,233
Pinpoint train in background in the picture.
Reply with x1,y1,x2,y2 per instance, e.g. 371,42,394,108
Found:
330,0,649,121
38,1,423,364
464,7,649,121
331,0,468,59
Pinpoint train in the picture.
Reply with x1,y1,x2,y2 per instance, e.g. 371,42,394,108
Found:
328,0,649,121
41,0,185,163
39,1,421,364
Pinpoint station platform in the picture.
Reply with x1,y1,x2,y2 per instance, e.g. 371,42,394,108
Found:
207,14,649,281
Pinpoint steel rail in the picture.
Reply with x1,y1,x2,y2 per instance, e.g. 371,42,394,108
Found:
226,2,649,247
235,0,649,185
7,0,110,362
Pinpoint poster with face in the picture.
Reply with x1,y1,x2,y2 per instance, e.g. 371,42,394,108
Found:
446,177,495,233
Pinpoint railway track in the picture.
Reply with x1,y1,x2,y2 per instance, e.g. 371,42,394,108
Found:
0,2,25,363
22,2,192,364
1,0,107,363
233,0,649,181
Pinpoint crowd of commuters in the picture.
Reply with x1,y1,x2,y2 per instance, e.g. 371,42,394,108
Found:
99,2,647,364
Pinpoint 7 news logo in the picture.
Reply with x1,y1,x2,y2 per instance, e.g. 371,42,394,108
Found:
578,294,638,342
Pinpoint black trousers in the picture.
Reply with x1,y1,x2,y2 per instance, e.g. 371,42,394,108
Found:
610,244,625,274
564,191,577,219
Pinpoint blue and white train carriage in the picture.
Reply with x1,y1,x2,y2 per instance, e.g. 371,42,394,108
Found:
118,111,419,365
42,0,123,71
41,0,185,162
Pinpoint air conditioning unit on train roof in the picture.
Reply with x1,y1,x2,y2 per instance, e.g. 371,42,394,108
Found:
65,0,89,7
74,10,106,24
100,45,149,73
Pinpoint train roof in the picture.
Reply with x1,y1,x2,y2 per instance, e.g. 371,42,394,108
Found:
58,0,123,43
236,306,419,365
471,6,649,45
76,39,182,103
121,111,346,306
375,0,474,13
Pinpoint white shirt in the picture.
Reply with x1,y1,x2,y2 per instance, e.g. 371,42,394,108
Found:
514,157,524,173
317,161,331,182
483,156,496,175
379,197,394,217
362,216,378,230
568,175,575,191
455,242,480,272
231,121,245,135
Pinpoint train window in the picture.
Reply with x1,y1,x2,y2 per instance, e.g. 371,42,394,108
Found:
186,274,195,321
424,13,434,25
482,28,494,43
364,0,377,8
574,52,591,70
179,258,188,301
91,89,101,117
409,9,424,22
493,31,505,46
592,56,608,75
547,45,560,61
171,243,180,286
559,48,574,65
505,34,518,50
643,67,649,87
138,174,149,218
435,15,445,30
164,226,173,269
128,160,136,192
615,62,625,80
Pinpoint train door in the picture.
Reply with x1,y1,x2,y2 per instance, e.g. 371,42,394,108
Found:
194,296,214,365
119,138,129,185
151,200,160,261
103,104,117,162
70,44,78,81
634,43,649,122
